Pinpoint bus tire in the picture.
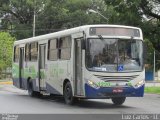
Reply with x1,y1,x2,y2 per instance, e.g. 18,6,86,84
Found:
111,97,126,105
64,82,74,105
28,80,38,97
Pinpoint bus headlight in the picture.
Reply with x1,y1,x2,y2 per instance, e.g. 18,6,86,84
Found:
135,80,145,88
87,80,99,89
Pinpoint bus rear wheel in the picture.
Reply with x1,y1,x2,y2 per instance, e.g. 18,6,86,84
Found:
64,82,74,105
111,97,126,105
28,80,39,97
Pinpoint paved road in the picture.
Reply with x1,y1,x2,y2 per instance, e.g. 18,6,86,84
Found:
0,85,160,114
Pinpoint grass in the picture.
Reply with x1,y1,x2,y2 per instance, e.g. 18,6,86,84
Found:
145,87,160,94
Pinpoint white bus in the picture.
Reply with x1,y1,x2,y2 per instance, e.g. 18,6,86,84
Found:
12,25,145,105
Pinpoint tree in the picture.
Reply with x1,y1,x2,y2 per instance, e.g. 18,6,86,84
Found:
35,0,107,35
139,0,160,20
0,0,108,38
0,32,15,78
0,0,44,39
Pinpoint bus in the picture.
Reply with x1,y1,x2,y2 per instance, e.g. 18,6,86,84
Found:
12,24,145,105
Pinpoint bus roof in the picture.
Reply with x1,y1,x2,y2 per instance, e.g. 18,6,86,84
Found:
14,24,142,45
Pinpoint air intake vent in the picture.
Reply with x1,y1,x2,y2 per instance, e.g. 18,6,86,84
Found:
94,75,138,82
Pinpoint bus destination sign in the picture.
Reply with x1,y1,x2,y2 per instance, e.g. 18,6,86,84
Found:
90,27,140,37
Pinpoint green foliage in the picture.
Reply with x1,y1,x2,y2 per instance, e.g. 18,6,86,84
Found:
35,0,107,35
105,0,142,25
144,38,154,71
145,87,160,94
13,24,32,40
0,0,108,37
0,32,15,74
0,0,45,39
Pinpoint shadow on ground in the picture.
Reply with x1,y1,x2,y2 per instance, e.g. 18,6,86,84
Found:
14,93,134,109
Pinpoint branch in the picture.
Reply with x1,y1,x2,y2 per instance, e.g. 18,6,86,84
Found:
140,0,160,19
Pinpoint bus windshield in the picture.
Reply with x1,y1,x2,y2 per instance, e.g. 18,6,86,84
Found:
86,38,143,72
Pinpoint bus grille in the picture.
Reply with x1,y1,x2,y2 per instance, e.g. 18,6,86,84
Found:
94,75,139,82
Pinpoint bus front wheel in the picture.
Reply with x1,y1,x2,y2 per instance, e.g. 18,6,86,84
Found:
111,97,126,105
64,82,74,105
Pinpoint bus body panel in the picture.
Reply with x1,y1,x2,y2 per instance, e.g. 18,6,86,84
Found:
83,67,145,98
45,60,72,95
84,84,144,98
12,63,20,88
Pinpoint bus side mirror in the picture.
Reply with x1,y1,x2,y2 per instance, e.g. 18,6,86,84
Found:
82,39,86,50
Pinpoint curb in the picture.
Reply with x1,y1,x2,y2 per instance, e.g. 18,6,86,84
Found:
145,83,160,87
0,81,13,85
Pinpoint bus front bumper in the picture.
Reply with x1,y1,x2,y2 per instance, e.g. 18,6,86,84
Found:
85,84,144,99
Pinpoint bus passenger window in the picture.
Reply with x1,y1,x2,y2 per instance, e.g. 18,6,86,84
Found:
59,36,71,60
48,39,58,61
14,46,19,62
30,42,38,61
25,43,30,61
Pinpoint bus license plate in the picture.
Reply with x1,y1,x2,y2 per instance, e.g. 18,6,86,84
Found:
112,88,123,93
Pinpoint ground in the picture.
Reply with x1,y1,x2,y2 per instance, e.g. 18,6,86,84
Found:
0,84,160,114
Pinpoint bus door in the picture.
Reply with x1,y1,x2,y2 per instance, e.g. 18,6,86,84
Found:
39,44,46,90
19,47,24,88
75,38,83,96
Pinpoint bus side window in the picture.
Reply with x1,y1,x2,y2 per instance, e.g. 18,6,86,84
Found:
25,43,30,61
48,39,58,61
59,36,71,60
30,42,38,61
14,46,19,62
